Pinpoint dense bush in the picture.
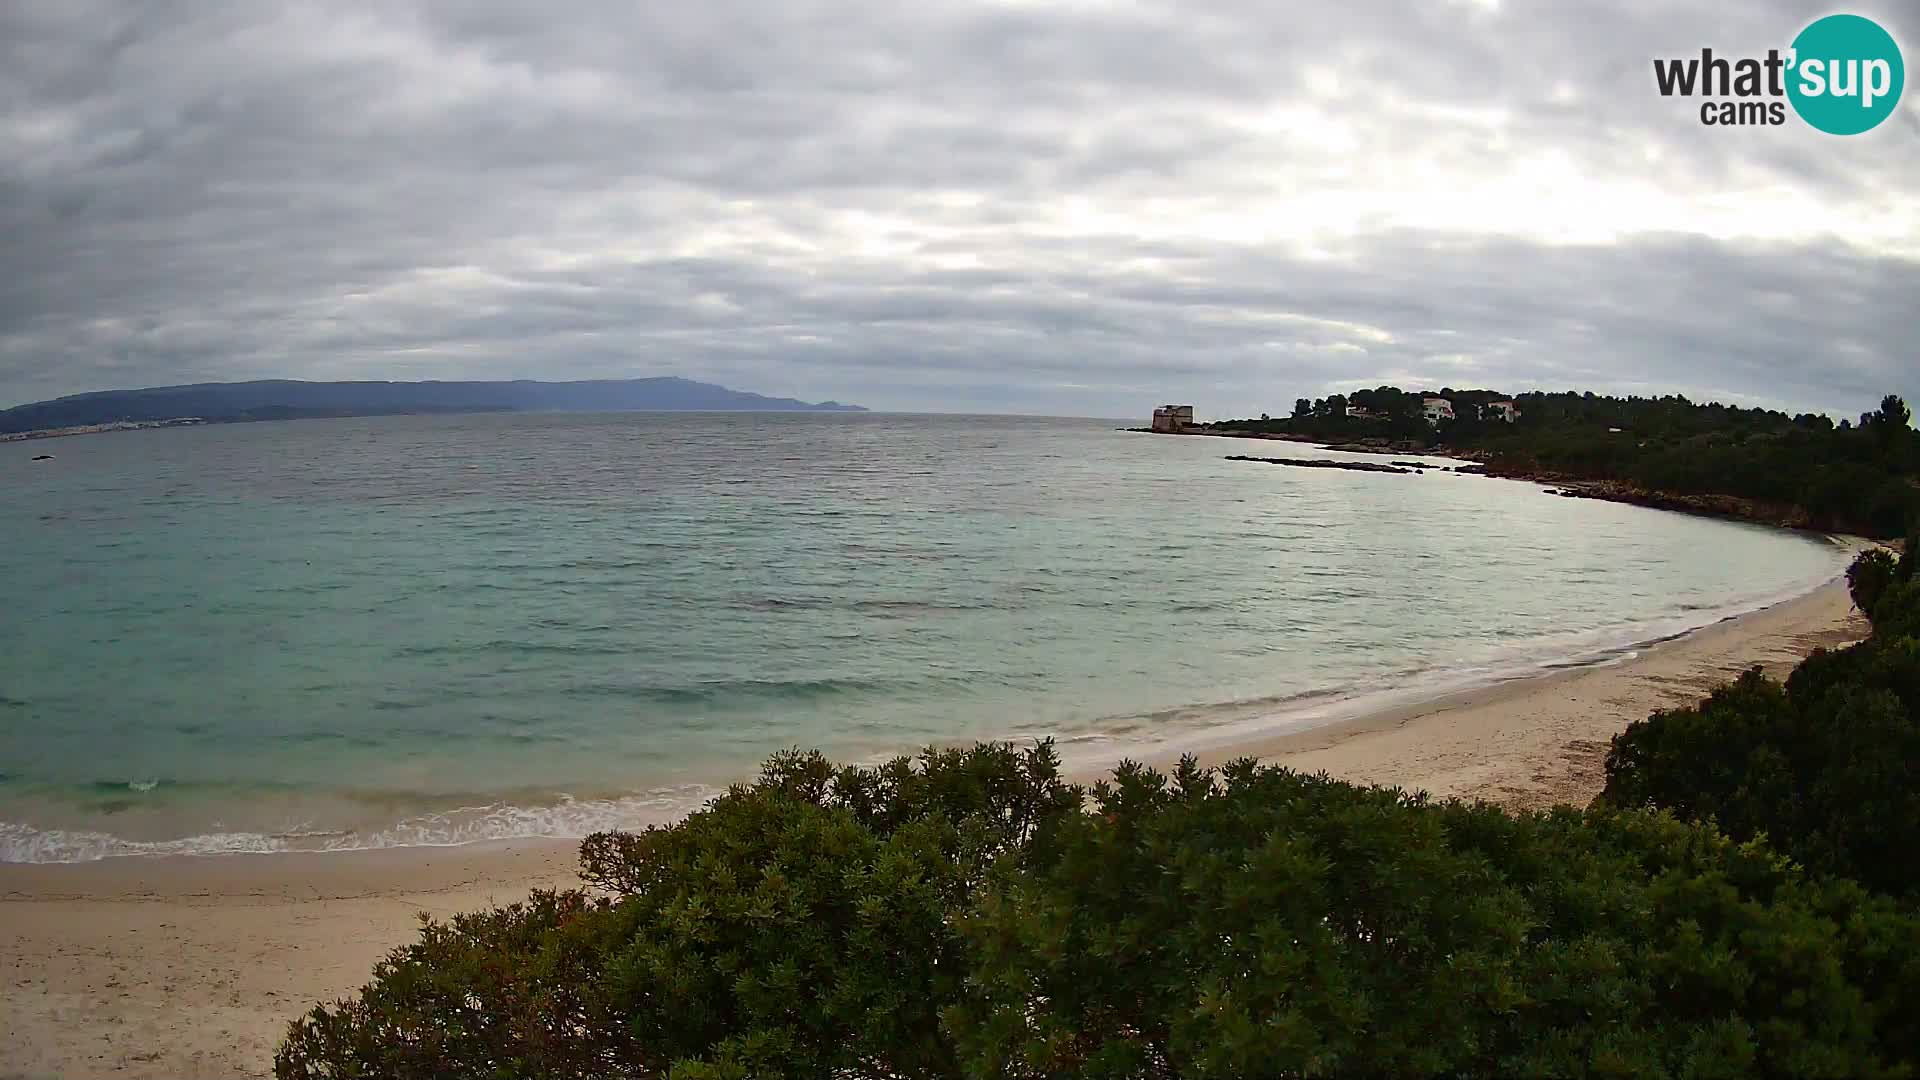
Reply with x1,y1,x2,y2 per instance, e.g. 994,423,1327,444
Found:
280,745,1920,1078
1600,542,1920,897
278,743,1081,1080
1852,537,1920,640
954,762,1920,1079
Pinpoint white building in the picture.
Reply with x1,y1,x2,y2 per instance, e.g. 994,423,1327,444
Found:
1421,397,1454,425
1479,399,1519,423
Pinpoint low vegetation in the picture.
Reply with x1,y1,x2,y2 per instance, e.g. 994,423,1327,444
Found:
1599,534,1920,898
281,541,1920,1079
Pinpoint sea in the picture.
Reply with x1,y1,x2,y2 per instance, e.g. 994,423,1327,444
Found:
0,412,1850,862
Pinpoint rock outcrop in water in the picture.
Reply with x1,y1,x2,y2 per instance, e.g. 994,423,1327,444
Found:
1533,477,1813,529
1226,455,1414,474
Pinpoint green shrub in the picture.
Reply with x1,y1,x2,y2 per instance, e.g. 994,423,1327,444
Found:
275,888,631,1078
1848,547,1900,614
280,751,1920,1079
950,760,1920,1079
279,742,1078,1080
1600,547,1920,898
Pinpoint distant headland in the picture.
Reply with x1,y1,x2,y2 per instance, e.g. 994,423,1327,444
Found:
1130,386,1920,540
0,377,866,439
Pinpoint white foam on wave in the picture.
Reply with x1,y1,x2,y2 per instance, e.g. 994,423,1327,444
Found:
0,785,718,864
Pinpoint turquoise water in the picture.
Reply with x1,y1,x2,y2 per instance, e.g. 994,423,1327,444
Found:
0,412,1848,860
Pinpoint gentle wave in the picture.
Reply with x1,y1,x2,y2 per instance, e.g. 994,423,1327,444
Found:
0,786,717,863
561,676,901,705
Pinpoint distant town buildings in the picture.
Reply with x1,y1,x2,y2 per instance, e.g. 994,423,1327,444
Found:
1142,391,1521,433
0,417,205,442
1151,404,1195,433
1478,400,1519,423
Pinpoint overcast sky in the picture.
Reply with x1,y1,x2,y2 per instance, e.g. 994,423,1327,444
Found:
3,0,1915,418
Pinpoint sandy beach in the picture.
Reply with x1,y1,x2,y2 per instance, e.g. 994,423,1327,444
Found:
0,574,1869,1079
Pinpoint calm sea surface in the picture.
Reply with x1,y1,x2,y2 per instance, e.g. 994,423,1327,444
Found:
0,412,1848,860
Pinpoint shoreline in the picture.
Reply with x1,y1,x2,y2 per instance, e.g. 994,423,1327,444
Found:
0,574,1870,1077
1112,573,1865,806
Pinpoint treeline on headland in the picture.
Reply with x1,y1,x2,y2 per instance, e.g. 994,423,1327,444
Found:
279,545,1920,1078
1207,388,1920,539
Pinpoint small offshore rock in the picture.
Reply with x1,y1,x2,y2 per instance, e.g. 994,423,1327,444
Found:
1226,455,1413,475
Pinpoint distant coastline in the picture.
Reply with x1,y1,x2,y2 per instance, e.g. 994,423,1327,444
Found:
0,376,866,438
0,416,209,444
1126,385,1919,539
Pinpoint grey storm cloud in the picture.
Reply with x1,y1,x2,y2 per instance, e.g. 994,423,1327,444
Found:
1,0,1915,417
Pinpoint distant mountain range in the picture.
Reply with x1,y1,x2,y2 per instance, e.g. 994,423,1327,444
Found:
0,378,866,434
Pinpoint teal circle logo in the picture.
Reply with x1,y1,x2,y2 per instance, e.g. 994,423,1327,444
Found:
1787,14,1904,134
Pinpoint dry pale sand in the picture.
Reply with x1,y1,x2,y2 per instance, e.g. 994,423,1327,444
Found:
0,842,579,1080
0,575,1869,1079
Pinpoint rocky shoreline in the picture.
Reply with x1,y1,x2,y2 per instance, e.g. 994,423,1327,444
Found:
1519,476,1811,530
1132,426,1818,534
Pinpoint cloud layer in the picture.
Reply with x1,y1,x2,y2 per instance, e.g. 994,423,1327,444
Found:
3,0,1915,416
